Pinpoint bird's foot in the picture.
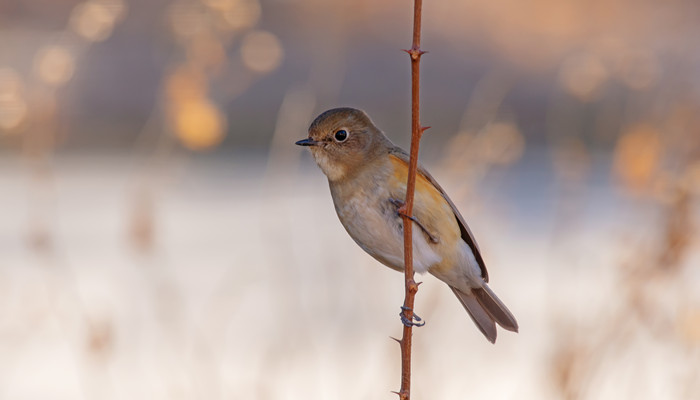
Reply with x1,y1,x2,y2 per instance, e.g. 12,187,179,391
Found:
400,306,426,327
389,198,405,212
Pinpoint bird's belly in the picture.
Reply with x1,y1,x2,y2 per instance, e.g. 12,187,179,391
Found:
334,192,442,273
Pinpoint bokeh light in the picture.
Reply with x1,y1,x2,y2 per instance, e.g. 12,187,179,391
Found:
558,52,608,101
613,123,662,193
0,68,28,132
165,66,227,150
70,0,127,42
172,99,226,150
218,0,261,31
240,30,284,73
33,45,76,87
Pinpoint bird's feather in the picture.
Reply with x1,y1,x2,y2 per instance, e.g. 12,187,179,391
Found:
450,287,498,343
473,284,519,332
387,149,489,282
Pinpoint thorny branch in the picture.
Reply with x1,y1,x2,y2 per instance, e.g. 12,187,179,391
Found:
395,0,427,399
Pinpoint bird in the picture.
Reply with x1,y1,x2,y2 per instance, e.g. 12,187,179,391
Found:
295,107,518,343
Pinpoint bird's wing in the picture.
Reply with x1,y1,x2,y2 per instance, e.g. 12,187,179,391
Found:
388,147,489,282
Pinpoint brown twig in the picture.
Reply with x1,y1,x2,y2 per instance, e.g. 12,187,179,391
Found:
395,0,426,399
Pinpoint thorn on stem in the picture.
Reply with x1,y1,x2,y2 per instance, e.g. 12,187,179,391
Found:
394,390,409,400
390,336,402,344
402,46,427,60
392,390,409,400
417,126,430,139
407,279,419,294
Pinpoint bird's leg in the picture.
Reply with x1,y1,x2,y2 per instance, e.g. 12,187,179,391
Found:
399,306,426,327
389,198,439,244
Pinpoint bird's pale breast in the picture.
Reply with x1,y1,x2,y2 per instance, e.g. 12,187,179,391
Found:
329,155,464,275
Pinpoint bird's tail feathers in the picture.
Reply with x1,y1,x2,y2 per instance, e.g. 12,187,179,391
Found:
473,284,518,332
450,285,518,344
450,287,497,343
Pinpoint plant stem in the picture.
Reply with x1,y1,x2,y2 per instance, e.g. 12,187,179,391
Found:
397,0,425,399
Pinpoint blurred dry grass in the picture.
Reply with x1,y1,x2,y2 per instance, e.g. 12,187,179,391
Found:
1,0,699,399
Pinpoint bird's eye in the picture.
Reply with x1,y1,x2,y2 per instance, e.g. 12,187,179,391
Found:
334,129,348,142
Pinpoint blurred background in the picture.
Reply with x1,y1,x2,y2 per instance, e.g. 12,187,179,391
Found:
1,0,699,398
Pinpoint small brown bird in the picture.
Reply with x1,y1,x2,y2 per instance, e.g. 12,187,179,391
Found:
296,107,518,343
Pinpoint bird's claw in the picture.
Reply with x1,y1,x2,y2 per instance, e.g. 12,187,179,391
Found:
400,306,425,327
389,198,405,212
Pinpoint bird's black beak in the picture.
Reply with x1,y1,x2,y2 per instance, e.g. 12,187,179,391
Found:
295,138,318,146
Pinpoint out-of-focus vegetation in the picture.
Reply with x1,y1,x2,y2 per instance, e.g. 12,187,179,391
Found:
0,0,698,399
